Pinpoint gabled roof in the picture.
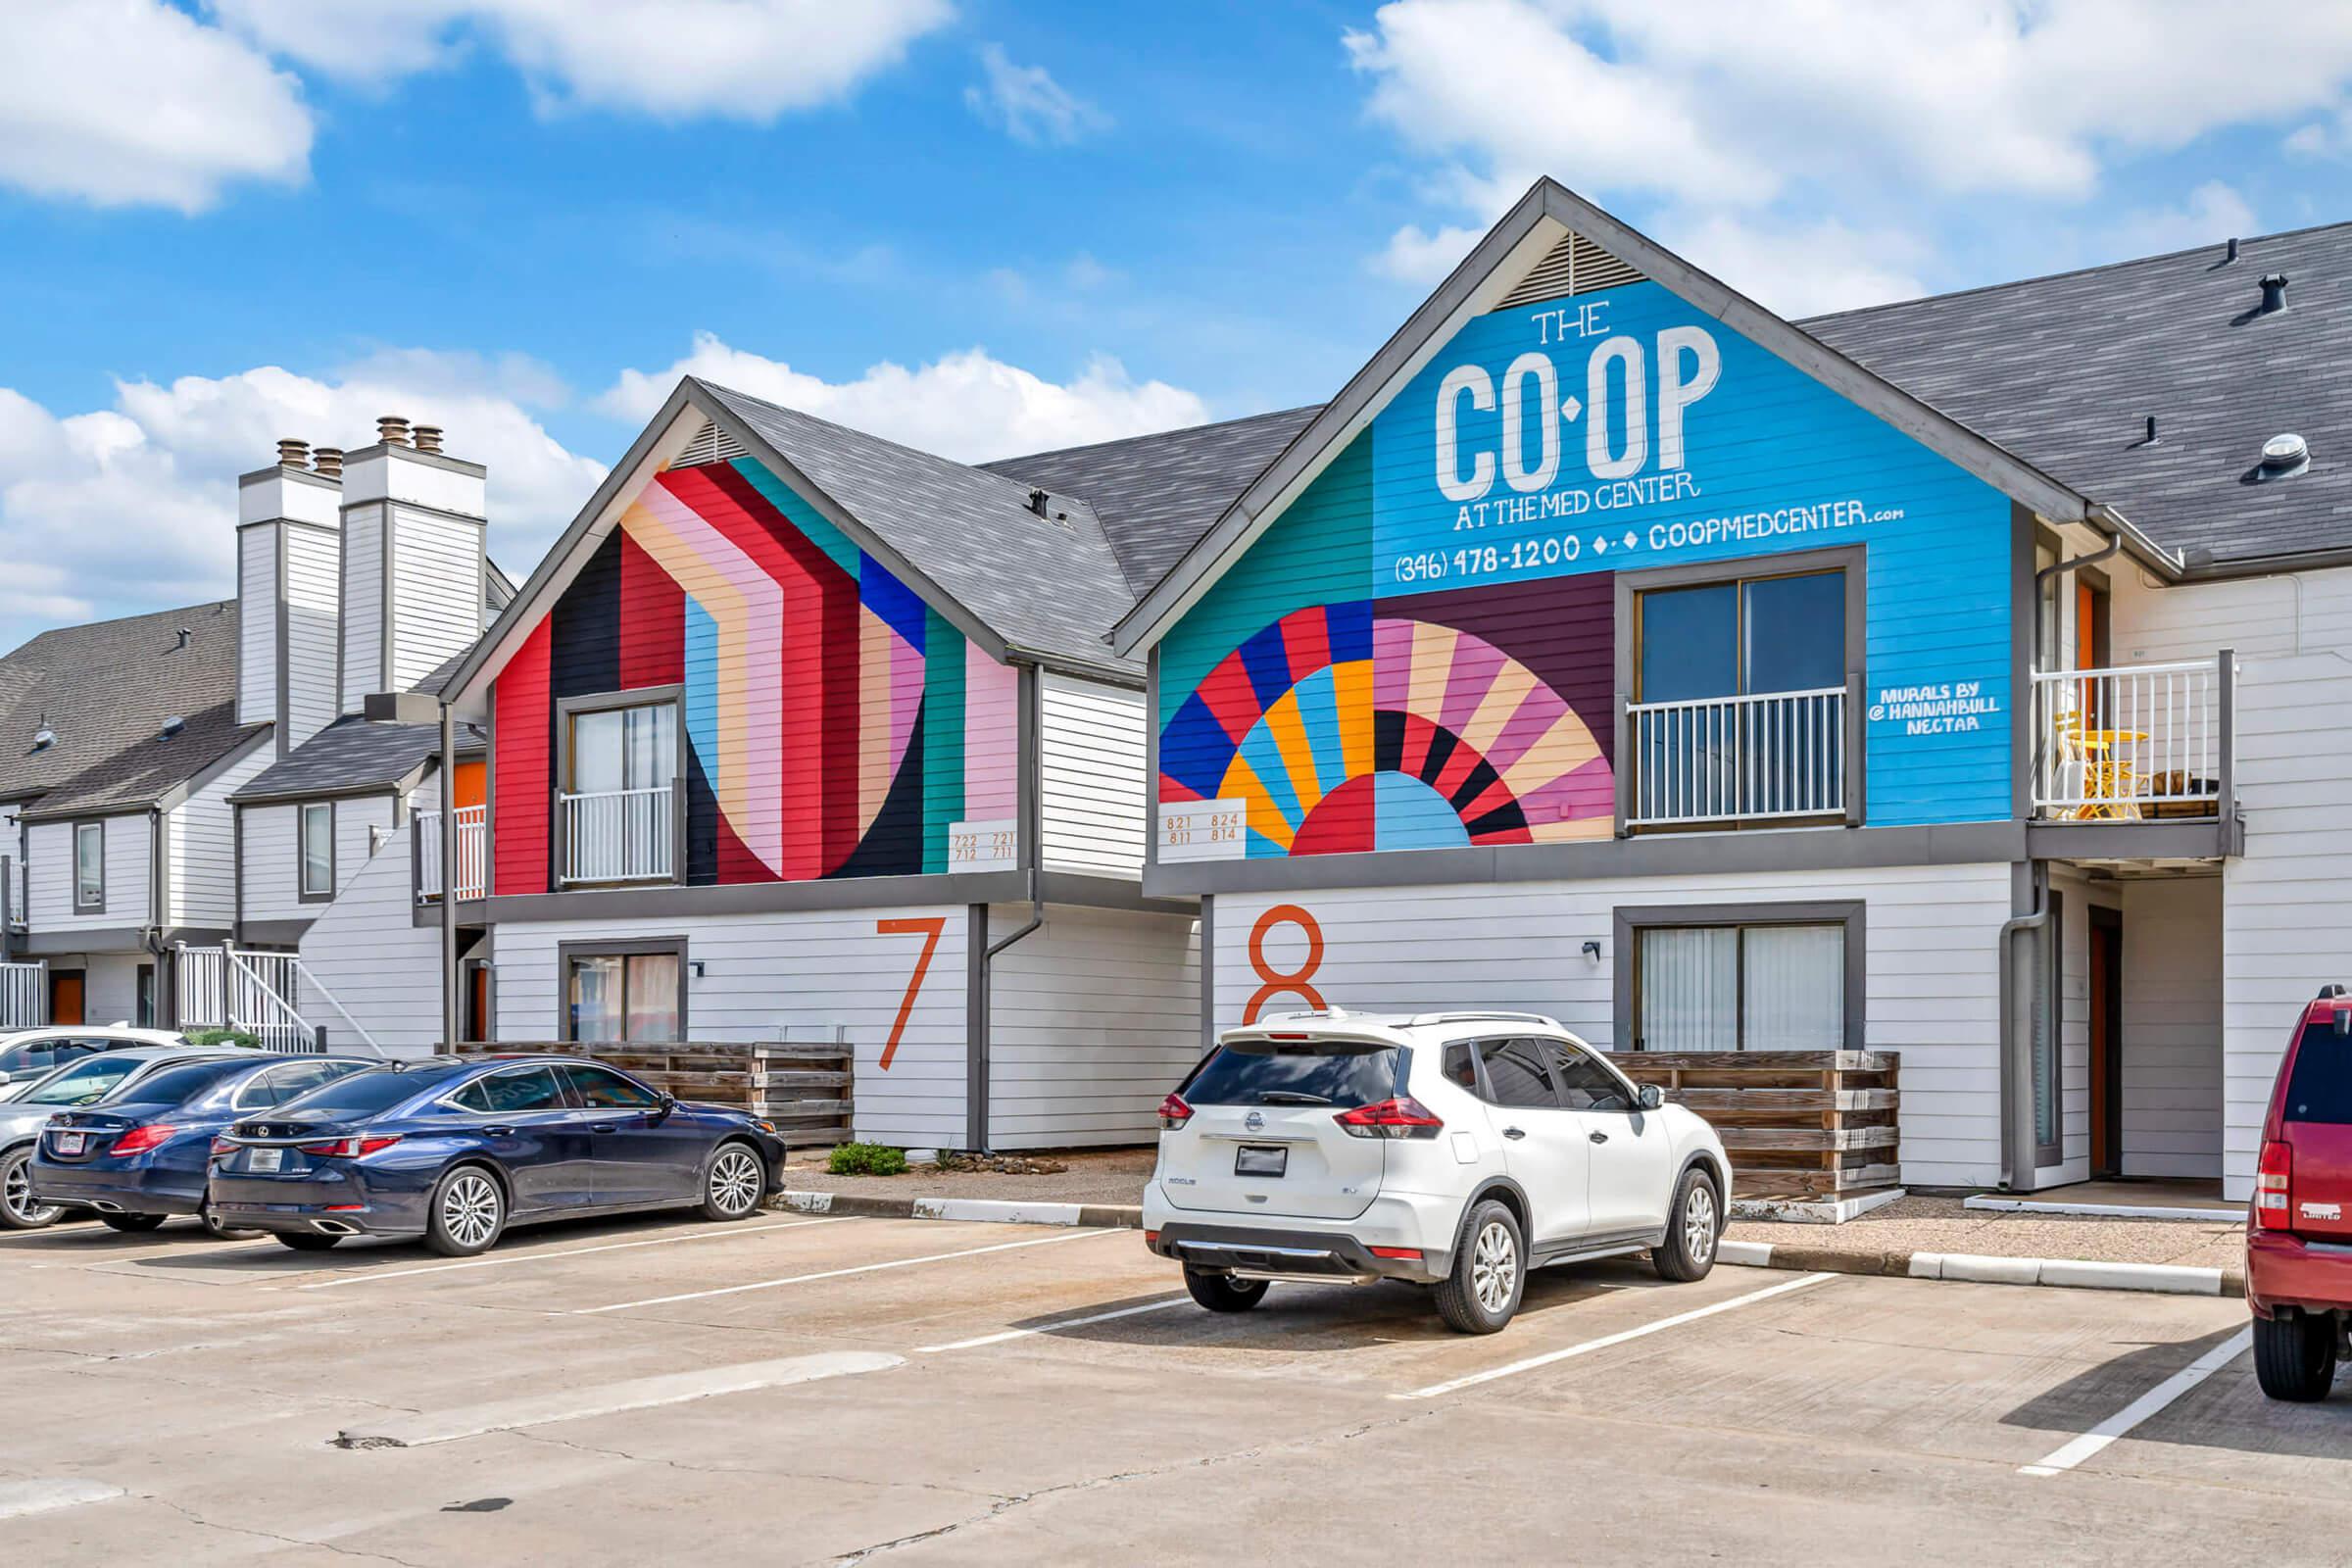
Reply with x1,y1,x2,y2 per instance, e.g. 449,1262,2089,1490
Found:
1802,220,2352,567
983,406,1324,595
231,713,483,805
0,600,267,819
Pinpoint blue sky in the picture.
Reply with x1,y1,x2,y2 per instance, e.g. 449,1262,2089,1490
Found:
5,0,2352,650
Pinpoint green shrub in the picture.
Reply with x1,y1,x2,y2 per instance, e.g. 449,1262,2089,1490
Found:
828,1142,908,1177
184,1027,264,1050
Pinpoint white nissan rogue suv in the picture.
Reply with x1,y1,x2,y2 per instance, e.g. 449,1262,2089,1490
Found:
1143,1010,1732,1334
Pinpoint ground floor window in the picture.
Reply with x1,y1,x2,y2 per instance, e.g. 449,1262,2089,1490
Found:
1614,901,1861,1053
562,941,685,1043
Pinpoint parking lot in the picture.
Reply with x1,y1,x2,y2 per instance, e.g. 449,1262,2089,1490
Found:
3,1210,2350,1565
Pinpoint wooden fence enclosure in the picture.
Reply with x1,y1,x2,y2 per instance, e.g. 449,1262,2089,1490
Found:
1617,1051,1898,1200
449,1040,853,1150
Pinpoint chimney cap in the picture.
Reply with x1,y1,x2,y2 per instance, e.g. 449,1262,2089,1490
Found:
312,446,345,479
275,437,312,469
376,415,413,447
412,423,444,455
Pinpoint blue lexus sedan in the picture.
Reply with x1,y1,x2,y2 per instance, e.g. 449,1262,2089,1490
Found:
208,1055,788,1254
30,1054,375,1237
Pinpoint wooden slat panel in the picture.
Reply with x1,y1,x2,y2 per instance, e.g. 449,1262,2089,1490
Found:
1717,1125,1899,1153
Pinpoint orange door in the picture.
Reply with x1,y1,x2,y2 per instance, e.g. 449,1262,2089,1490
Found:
454,760,487,810
50,971,83,1026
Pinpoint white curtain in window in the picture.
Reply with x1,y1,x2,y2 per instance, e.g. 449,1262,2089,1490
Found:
1741,924,1844,1051
1640,927,1738,1052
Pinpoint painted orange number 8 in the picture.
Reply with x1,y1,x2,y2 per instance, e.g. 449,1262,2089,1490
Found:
1245,904,1326,1024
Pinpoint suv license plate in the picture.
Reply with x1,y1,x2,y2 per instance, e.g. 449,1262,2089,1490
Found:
249,1148,283,1173
1235,1145,1287,1178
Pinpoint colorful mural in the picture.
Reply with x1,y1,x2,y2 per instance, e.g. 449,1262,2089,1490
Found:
1157,271,2018,856
492,456,1018,895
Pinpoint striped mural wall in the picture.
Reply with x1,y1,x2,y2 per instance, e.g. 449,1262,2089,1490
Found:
492,456,1017,895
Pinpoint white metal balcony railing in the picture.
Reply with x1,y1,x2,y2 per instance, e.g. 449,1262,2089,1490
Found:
1627,685,1849,827
559,784,675,886
415,805,488,902
171,943,386,1056
2033,655,2231,821
0,960,43,1028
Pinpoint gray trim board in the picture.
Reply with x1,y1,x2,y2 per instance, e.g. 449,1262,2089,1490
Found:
554,935,688,1043
447,868,1032,928
239,917,314,948
297,801,335,904
274,527,290,759
965,903,987,1152
1610,899,1866,1053
1034,870,1195,917
1200,893,1215,1051
2025,819,2235,861
23,926,148,956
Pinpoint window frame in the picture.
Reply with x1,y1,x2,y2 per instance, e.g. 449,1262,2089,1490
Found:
1612,899,1866,1053
1612,545,1867,833
441,1062,577,1116
71,819,106,912
556,936,689,1044
297,801,336,904
554,686,687,889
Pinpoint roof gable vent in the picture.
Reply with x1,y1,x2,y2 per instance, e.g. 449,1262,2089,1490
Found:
672,418,749,469
1495,229,1647,311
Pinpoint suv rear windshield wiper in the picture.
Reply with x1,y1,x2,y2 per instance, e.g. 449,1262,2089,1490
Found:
1253,1090,1335,1105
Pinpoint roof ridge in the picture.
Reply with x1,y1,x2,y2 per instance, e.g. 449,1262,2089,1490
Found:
696,377,1046,506
1798,217,2352,328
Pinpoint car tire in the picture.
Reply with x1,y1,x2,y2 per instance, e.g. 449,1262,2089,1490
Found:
425,1165,508,1257
1652,1166,1722,1283
197,1200,259,1240
698,1141,766,1222
274,1232,342,1251
1435,1198,1525,1334
1183,1266,1269,1312
0,1148,62,1230
2254,1310,2339,1402
98,1211,168,1234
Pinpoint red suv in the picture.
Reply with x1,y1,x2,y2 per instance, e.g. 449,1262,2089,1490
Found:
2247,988,2352,1401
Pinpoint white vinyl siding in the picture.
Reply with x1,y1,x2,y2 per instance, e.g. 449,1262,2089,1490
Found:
24,815,150,929
1039,674,1147,876
338,502,385,712
493,906,970,1149
236,526,278,728
388,508,484,693
239,795,397,926
2120,876,2223,1180
283,524,341,747
1212,863,2012,1189
985,905,1200,1148
295,819,443,1056
166,736,272,928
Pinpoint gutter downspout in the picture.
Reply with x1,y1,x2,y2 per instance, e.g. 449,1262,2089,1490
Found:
970,665,1047,1153
1996,866,2051,1191
146,806,169,1029
439,703,460,1053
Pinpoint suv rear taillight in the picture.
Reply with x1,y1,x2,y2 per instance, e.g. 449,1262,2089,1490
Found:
107,1125,175,1158
1335,1096,1444,1140
1156,1094,1193,1131
296,1135,402,1158
2257,1140,2293,1230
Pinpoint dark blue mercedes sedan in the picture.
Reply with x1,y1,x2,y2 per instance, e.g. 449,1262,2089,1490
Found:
207,1055,787,1254
30,1054,377,1237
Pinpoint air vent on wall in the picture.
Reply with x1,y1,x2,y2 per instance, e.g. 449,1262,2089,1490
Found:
1494,230,1647,310
671,419,749,468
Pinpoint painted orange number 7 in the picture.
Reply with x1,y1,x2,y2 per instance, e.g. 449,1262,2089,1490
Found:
876,917,946,1070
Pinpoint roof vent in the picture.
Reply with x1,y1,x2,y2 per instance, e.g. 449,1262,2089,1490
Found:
2259,273,2289,315
670,419,748,468
1027,488,1050,516
30,728,54,753
2226,237,2240,264
413,424,444,455
174,626,190,651
376,415,413,448
2258,432,2311,479
313,446,344,480
275,437,311,470
159,715,185,741
2139,416,2161,447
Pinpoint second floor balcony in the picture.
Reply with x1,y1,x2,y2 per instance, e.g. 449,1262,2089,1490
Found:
2031,653,2233,823
415,805,487,903
558,783,676,886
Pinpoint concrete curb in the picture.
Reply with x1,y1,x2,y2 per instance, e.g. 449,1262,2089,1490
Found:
1721,1237,2244,1298
774,1190,1146,1231
773,1194,2244,1298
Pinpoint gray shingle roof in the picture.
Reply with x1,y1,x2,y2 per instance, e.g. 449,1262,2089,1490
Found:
1802,220,2352,566
701,380,1142,674
983,406,1324,595
0,600,267,819
232,714,482,804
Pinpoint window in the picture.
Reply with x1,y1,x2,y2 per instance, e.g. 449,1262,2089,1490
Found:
0,1037,89,1074
2284,1021,2352,1125
234,1059,364,1111
567,700,677,796
281,1065,458,1119
121,1058,250,1106
299,803,335,901
73,821,104,910
563,1064,664,1109
1182,1040,1399,1107
1474,1039,1560,1109
1638,569,1845,704
22,1054,141,1106
563,942,685,1044
1617,902,1860,1053
1543,1040,1635,1112
450,1065,568,1114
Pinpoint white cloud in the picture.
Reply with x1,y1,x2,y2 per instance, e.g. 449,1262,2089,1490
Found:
215,0,955,120
1662,214,1928,318
1368,222,1485,285
0,0,311,213
0,357,606,646
598,333,1209,462
2105,180,2259,259
963,43,1109,145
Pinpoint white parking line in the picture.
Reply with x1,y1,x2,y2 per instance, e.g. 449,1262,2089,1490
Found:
1393,1272,1838,1400
2018,1326,2253,1477
576,1228,1110,1315
287,1216,856,1291
0,1478,123,1521
916,1294,1192,1352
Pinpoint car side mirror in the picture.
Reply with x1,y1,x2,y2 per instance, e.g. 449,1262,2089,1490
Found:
657,1092,678,1117
1637,1084,1665,1111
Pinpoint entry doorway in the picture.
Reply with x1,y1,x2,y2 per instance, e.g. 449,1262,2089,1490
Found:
2088,907,2123,1178
50,968,84,1026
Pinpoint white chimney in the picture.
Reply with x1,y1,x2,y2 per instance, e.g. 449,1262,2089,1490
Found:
236,442,344,755
337,415,487,711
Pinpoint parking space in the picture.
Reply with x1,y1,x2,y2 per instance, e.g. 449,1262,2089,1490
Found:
3,1210,2350,1563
